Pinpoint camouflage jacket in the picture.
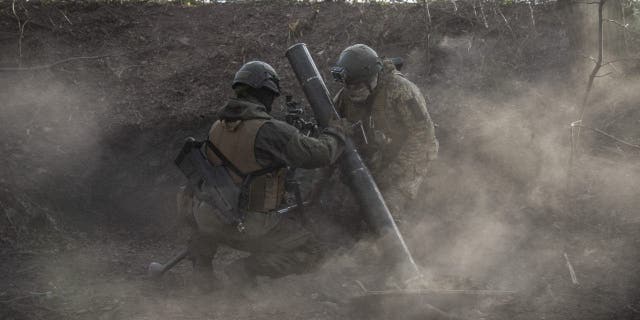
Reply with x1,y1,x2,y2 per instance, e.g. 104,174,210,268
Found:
334,59,438,199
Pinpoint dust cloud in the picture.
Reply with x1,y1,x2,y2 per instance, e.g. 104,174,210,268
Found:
389,29,640,316
1,1,639,320
0,72,112,237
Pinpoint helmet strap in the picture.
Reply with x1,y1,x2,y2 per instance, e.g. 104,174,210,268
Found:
366,73,379,93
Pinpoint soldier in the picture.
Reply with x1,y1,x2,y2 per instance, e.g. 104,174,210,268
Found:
330,44,438,221
177,61,345,291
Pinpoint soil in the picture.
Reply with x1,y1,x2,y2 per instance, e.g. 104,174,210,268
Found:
1,1,640,320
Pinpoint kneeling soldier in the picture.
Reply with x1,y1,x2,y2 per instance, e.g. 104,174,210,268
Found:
177,61,345,291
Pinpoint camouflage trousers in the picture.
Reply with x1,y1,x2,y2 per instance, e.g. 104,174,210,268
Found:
178,187,323,280
315,165,426,239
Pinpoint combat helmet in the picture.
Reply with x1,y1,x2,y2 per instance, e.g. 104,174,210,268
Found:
331,44,382,84
232,61,281,96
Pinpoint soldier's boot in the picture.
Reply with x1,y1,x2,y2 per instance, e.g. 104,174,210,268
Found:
224,258,258,291
191,255,218,293
187,233,218,293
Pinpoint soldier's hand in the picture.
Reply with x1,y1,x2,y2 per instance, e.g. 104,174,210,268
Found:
326,117,352,140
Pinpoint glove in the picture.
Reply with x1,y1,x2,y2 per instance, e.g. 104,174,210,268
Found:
323,117,351,143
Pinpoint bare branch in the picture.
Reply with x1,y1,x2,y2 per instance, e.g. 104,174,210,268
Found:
424,0,431,24
528,0,536,29
578,0,606,123
0,54,120,71
605,19,640,37
579,53,598,63
495,5,515,37
58,9,72,25
571,122,640,150
602,56,640,66
478,0,488,28
567,0,607,193
422,0,432,75
593,71,612,77
619,3,630,54
11,0,26,67
572,1,603,4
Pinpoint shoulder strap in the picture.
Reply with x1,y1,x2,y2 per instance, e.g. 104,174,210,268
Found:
248,165,280,177
204,140,246,178
204,139,281,178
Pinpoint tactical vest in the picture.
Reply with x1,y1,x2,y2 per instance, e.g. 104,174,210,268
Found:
206,119,286,213
345,83,391,136
339,71,400,154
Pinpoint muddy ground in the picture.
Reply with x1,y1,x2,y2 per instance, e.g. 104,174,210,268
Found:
1,1,640,320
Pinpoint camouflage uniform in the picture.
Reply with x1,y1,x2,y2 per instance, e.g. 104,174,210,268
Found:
178,96,343,284
334,59,438,218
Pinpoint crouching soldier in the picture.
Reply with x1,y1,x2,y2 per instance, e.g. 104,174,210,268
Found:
177,61,345,291
330,44,439,223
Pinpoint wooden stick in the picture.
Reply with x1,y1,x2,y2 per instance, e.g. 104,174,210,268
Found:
0,54,120,71
564,252,579,285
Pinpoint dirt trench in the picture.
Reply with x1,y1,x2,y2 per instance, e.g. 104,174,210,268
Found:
1,1,640,320
0,0,578,237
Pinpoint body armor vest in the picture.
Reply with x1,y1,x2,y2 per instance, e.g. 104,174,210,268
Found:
207,119,286,213
338,64,405,170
